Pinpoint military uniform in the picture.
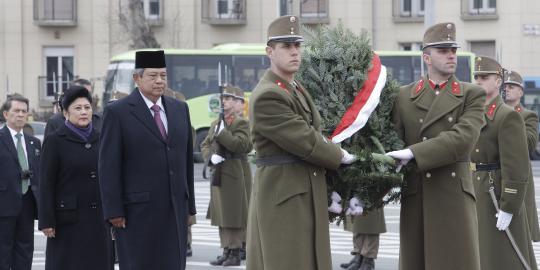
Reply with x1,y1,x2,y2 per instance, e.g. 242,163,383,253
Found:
246,15,343,270
342,209,386,270
505,70,540,242
391,23,484,270
471,57,537,270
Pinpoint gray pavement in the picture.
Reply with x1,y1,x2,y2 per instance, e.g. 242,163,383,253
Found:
30,161,540,269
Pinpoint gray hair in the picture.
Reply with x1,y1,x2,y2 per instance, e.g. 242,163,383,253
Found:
134,68,145,76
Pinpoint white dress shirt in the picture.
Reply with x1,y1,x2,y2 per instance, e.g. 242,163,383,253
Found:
139,91,169,133
7,125,28,161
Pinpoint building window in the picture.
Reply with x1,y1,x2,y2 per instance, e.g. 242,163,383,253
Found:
399,42,423,51
38,47,74,106
144,0,161,20
300,0,328,21
202,0,246,25
280,0,293,16
399,0,424,17
469,0,496,14
469,41,496,58
33,0,77,26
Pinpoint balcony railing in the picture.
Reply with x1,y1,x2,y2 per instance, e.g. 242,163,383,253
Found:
202,0,246,25
37,76,73,107
34,0,77,26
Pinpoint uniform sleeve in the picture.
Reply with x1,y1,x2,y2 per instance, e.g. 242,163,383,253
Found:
200,121,216,163
523,111,539,156
38,135,59,229
252,89,342,170
499,111,530,214
184,103,196,216
410,87,486,171
98,106,125,220
216,119,252,154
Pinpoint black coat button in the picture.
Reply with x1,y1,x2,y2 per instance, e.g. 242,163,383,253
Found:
90,171,97,179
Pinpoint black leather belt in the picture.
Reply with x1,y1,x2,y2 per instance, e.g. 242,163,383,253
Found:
255,155,301,167
470,162,500,172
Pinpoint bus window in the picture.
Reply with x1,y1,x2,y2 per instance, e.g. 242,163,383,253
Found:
103,61,135,102
380,56,421,85
232,55,270,92
456,56,471,82
166,55,232,99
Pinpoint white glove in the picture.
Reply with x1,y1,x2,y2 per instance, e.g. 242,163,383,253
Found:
341,148,357,165
215,120,225,135
495,210,513,231
328,191,343,214
386,149,414,168
210,154,225,165
345,197,364,216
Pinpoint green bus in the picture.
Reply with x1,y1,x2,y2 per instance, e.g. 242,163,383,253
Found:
103,44,475,159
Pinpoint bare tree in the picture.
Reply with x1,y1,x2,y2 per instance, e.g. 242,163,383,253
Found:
118,0,160,49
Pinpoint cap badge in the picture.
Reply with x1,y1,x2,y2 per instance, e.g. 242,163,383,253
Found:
290,27,295,34
446,24,452,29
290,16,296,23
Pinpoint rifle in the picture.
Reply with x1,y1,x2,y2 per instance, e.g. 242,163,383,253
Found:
202,62,227,186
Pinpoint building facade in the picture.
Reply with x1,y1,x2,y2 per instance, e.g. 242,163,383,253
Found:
0,0,539,113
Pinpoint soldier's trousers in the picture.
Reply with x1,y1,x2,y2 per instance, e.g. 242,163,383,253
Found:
352,233,380,259
219,227,244,249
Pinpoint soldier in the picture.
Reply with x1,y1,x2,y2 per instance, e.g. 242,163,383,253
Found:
246,15,356,269
340,209,386,270
503,70,540,242
471,57,538,270
386,22,485,270
201,86,252,266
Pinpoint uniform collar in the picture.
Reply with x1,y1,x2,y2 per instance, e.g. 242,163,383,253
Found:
411,75,462,99
138,89,164,112
514,104,523,113
264,70,298,94
485,95,504,120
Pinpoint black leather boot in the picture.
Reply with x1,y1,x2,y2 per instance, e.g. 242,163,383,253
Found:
240,242,246,260
340,256,356,269
358,257,375,270
209,248,229,266
346,255,363,270
222,248,241,266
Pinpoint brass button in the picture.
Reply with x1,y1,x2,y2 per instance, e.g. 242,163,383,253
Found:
422,137,427,141
426,172,431,178
475,149,479,153
419,118,424,123
313,172,317,176
477,176,481,180
448,116,453,122
435,91,440,95
451,172,456,178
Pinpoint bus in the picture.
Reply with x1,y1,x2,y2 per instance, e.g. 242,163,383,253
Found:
103,44,475,160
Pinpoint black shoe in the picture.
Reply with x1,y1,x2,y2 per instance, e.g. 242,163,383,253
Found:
240,242,246,260
346,255,363,270
340,256,356,269
209,248,229,266
186,244,192,257
358,257,375,270
222,248,241,266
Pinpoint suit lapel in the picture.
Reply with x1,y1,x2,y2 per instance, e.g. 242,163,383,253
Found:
0,126,20,166
420,87,462,133
128,90,167,143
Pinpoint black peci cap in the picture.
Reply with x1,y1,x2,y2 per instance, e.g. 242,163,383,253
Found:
135,50,166,69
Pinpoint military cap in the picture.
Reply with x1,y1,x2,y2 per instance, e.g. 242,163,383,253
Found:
504,70,524,88
222,86,245,101
422,22,459,50
474,56,503,76
135,50,166,69
267,15,304,44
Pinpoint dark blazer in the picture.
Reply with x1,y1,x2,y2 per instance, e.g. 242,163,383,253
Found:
38,125,112,270
45,112,102,139
99,90,195,270
0,125,40,217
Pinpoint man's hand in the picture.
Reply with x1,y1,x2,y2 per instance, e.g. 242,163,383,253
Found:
386,149,414,166
328,191,343,214
109,217,126,228
41,228,55,238
211,154,225,165
345,197,364,216
341,148,357,165
496,210,513,231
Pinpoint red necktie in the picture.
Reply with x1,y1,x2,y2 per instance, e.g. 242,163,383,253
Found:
151,105,167,140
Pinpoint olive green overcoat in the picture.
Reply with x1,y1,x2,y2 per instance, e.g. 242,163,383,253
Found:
246,70,342,270
471,96,537,270
516,104,540,241
392,75,485,270
201,117,252,228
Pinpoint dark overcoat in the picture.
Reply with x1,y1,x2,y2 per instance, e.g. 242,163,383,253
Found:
0,125,40,217
471,96,537,270
516,104,540,241
392,75,485,270
38,125,112,270
98,90,196,270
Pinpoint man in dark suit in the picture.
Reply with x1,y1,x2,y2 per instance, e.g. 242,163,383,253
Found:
44,78,102,138
99,50,196,270
0,94,41,270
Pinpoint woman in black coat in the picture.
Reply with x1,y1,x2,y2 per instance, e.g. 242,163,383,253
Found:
39,86,113,270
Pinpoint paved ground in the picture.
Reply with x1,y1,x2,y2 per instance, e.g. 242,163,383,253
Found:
30,161,540,269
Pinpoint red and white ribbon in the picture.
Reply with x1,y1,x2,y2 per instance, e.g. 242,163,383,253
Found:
330,53,387,143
